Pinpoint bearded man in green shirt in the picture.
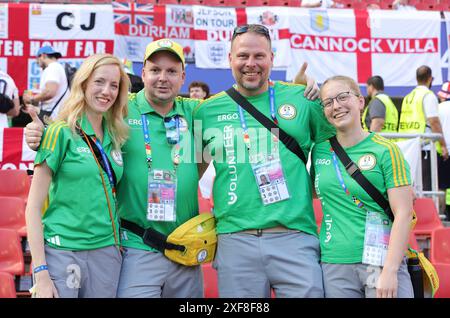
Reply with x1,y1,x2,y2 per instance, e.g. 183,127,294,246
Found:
193,24,335,298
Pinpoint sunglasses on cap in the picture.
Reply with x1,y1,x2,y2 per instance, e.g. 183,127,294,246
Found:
163,115,181,145
232,24,271,41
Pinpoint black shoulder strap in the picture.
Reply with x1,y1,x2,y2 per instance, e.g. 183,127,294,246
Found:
120,218,185,253
329,136,394,221
76,126,117,188
47,86,68,115
226,87,307,166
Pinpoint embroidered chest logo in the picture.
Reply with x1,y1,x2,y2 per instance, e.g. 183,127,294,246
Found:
278,104,297,120
358,154,376,171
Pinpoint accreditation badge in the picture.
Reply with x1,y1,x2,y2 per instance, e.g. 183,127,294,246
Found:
147,169,177,222
251,153,290,206
362,211,391,266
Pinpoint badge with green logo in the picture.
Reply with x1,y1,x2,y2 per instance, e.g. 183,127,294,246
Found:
278,104,297,120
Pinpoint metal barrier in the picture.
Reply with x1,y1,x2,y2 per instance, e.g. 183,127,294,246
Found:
379,132,445,215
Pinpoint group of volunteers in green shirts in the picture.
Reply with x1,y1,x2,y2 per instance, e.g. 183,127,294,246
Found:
25,24,415,298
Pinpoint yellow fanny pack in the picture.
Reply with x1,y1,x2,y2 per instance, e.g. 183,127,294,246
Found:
165,213,217,266
121,213,217,266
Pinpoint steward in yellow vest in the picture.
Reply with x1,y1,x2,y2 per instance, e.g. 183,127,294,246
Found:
362,93,398,133
363,76,398,133
398,86,429,135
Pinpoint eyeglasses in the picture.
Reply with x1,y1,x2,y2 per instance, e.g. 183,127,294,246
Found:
232,24,271,42
320,91,360,109
163,115,181,145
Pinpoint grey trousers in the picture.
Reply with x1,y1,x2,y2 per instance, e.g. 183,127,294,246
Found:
43,245,122,298
117,247,203,298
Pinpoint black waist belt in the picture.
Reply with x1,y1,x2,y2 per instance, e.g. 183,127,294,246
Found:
120,219,185,253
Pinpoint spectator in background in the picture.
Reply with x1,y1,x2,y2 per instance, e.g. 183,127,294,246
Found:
0,69,20,128
437,82,450,219
392,0,417,10
362,75,398,133
121,58,144,93
398,65,448,191
23,45,69,123
189,81,210,100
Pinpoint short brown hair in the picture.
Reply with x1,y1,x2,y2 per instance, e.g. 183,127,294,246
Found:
188,81,210,98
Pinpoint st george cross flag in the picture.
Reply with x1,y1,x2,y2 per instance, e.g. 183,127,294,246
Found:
245,7,291,69
0,128,35,170
286,8,442,86
193,6,245,69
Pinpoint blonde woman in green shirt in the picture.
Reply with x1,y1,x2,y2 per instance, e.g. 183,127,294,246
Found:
312,75,414,298
26,54,129,298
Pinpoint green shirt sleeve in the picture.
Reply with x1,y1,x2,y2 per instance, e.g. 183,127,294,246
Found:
308,100,336,143
377,137,412,189
35,122,70,174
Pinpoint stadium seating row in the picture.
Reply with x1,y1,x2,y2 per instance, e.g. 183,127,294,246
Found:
2,0,449,11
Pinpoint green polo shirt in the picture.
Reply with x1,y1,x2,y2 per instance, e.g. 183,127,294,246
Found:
118,90,200,251
36,116,123,250
311,133,411,263
193,81,335,235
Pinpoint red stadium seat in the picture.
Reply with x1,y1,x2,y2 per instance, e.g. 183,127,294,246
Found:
0,272,16,298
201,0,226,5
379,2,393,9
288,0,301,6
0,197,27,237
352,2,368,9
0,229,25,276
202,263,218,298
313,198,323,233
135,0,158,4
198,188,212,214
433,3,448,11
433,263,450,298
430,228,450,264
268,0,288,6
0,170,31,203
158,0,180,4
408,232,420,251
245,0,268,5
224,0,245,6
412,198,444,237
415,3,431,10
179,0,203,4
407,0,422,6
335,0,354,8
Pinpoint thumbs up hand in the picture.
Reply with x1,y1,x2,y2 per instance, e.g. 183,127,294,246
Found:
24,106,44,151
294,62,320,101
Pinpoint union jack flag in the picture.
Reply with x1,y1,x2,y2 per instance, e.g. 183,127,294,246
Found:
113,2,155,26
